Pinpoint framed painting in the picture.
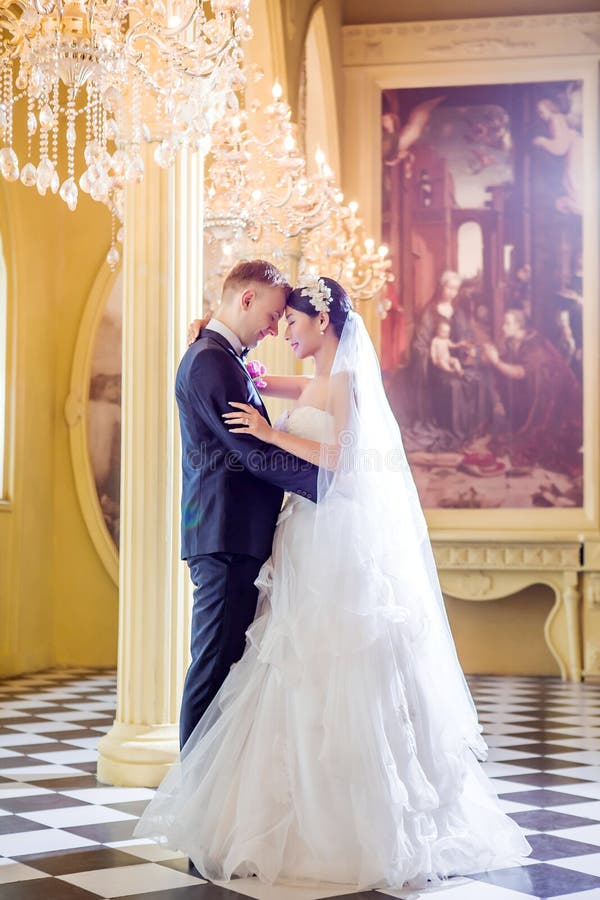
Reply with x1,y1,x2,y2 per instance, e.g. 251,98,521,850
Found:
66,263,122,584
87,276,121,550
381,78,583,511
343,13,600,538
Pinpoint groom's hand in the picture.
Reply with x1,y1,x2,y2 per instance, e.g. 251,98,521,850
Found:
187,315,211,346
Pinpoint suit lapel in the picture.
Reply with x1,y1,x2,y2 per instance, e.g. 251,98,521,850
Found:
201,329,271,423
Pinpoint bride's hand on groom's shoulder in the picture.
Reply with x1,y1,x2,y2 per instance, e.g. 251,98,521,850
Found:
187,315,211,346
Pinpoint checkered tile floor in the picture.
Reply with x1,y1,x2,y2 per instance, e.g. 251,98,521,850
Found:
0,671,600,899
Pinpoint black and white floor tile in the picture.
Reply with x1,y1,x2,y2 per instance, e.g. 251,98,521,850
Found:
0,669,600,899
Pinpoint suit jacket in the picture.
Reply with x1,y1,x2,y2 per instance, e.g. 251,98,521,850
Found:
176,328,319,560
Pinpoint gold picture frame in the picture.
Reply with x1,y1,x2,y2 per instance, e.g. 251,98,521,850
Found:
343,12,600,541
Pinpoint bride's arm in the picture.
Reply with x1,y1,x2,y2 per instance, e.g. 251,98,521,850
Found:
259,375,311,399
224,374,350,471
265,425,339,469
225,404,338,469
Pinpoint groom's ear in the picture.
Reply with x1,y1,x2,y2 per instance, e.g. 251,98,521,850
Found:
240,288,255,310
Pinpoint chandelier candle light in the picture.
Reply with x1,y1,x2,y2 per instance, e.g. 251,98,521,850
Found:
0,0,252,266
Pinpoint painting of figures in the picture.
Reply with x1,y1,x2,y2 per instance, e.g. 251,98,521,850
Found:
381,80,583,510
87,274,122,547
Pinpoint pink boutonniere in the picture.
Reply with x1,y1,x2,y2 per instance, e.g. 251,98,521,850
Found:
246,359,267,390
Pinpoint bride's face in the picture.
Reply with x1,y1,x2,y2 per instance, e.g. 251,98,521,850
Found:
284,307,321,359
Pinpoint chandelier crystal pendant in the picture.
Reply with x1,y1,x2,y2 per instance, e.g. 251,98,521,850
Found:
0,0,252,265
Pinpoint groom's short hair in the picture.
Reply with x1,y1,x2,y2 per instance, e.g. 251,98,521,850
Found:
222,260,292,300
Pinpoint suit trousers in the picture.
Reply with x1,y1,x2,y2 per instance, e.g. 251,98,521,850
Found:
179,552,264,749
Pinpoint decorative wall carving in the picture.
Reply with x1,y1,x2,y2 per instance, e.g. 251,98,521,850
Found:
428,38,535,56
452,572,493,599
433,543,580,571
434,540,582,682
343,13,600,66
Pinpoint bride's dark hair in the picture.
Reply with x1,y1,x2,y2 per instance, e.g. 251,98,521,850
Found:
287,276,354,339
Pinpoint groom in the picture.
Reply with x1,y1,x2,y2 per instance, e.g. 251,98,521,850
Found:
176,260,318,748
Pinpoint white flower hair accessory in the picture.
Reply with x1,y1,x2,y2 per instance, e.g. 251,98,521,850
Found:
298,275,332,312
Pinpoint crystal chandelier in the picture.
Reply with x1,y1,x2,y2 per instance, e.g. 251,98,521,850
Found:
0,0,251,264
203,80,392,311
204,80,342,247
299,198,394,316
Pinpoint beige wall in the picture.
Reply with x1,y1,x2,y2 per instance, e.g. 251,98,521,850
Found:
0,180,55,676
51,199,119,668
0,144,118,677
446,589,560,676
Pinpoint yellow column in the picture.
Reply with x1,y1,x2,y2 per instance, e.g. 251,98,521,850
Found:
97,148,201,786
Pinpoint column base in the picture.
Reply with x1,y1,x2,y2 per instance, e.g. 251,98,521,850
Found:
97,721,179,787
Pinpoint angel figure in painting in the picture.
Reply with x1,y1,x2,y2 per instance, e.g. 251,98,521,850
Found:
533,96,583,215
382,95,445,178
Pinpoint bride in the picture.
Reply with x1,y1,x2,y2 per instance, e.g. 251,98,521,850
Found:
134,276,530,889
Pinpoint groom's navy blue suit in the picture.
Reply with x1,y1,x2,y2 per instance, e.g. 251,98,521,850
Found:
176,328,318,747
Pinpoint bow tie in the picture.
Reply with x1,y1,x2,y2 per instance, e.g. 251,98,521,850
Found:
240,347,250,361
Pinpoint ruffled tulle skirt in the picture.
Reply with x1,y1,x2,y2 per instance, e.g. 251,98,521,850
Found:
134,495,530,889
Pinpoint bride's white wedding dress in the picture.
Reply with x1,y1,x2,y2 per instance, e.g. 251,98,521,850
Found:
135,405,530,888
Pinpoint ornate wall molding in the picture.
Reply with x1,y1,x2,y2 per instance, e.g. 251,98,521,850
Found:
584,573,600,609
343,13,600,66
584,541,600,570
435,542,582,681
433,542,580,571
450,571,493,600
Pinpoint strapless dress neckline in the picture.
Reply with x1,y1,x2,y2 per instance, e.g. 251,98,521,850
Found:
287,404,329,417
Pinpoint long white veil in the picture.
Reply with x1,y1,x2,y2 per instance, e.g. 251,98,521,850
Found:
306,310,487,766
